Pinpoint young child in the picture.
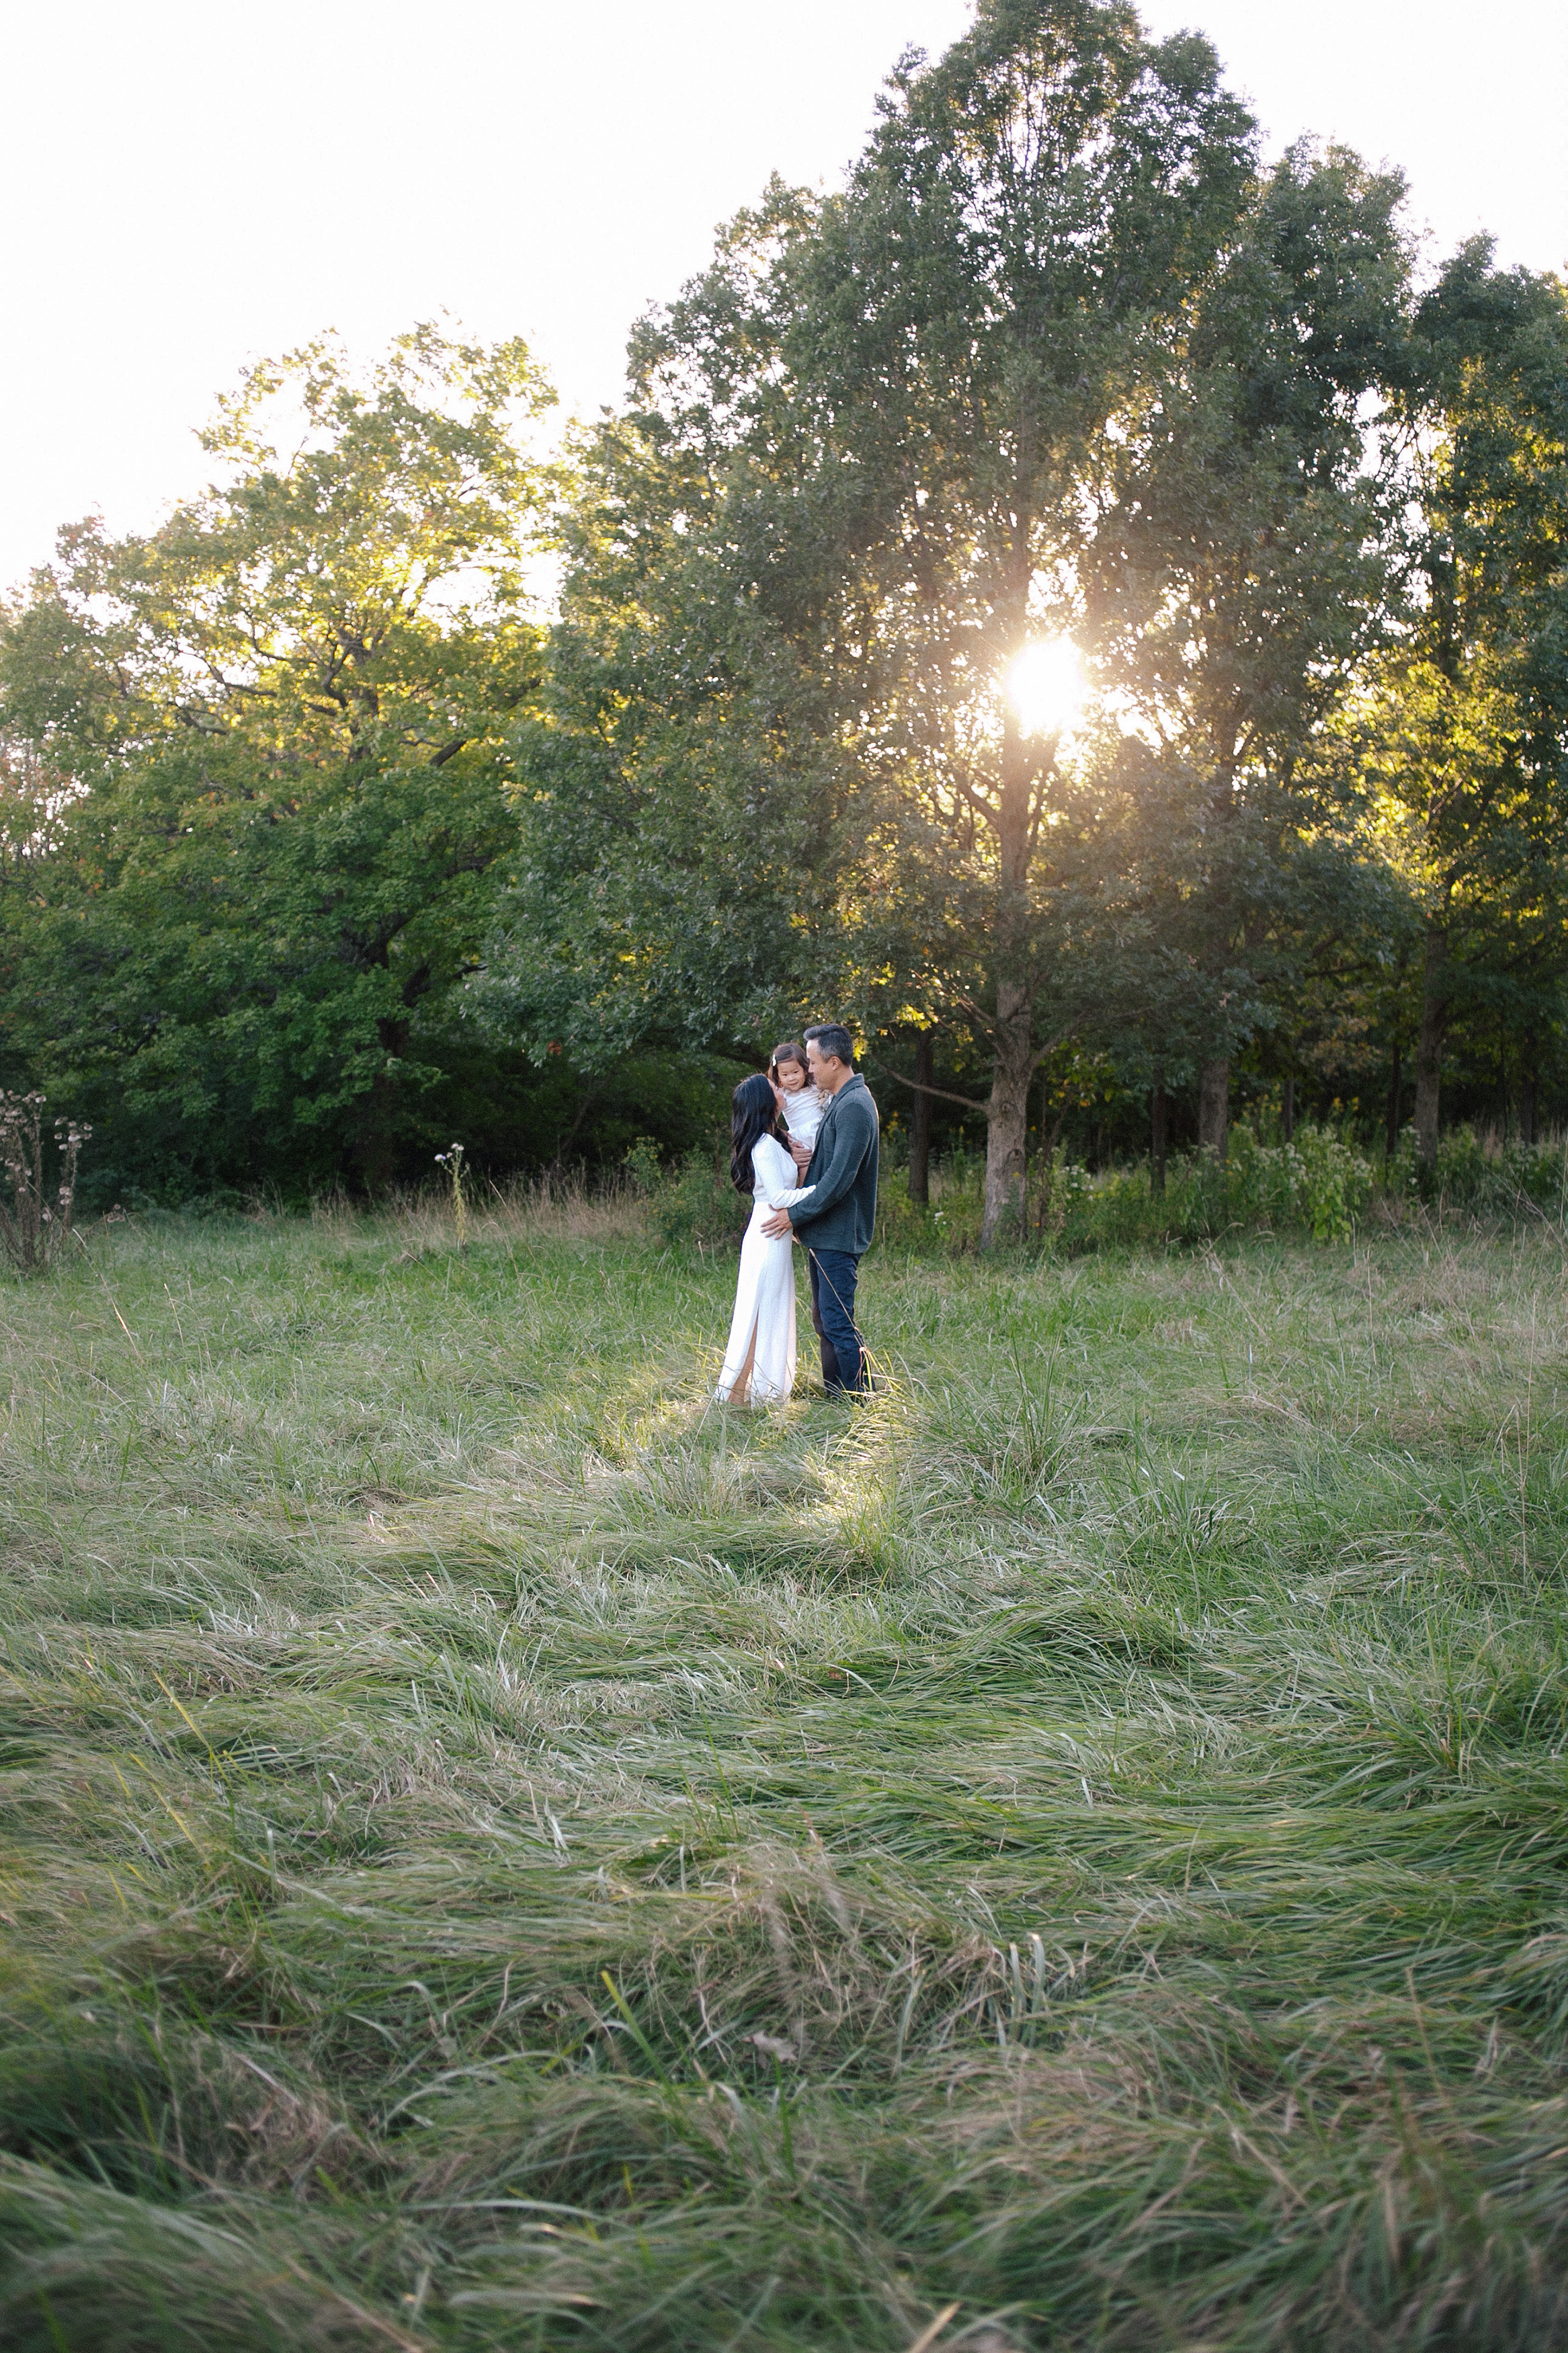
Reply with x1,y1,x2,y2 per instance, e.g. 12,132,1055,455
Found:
770,1037,825,1161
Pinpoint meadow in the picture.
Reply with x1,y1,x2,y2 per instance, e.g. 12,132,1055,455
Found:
2,1187,1567,2350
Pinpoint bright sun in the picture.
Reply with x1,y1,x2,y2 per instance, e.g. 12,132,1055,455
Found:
1003,637,1085,738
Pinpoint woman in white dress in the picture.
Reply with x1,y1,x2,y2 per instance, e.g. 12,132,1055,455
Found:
714,1072,816,1405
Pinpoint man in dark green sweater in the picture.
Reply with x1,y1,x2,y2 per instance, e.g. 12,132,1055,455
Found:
760,1022,879,1396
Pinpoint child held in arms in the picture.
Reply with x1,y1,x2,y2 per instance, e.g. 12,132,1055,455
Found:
771,1038,825,1170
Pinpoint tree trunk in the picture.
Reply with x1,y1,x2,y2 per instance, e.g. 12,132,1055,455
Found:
1151,1074,1167,1195
1198,1060,1229,1160
1384,1037,1401,1161
981,979,1033,1248
1282,1073,1294,1144
1414,922,1448,1168
908,1033,933,1207
979,685,1040,1252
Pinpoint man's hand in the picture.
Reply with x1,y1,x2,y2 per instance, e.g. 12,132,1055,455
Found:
788,1138,813,1171
760,1208,793,1238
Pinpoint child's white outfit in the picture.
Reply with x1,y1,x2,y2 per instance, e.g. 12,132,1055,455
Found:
781,1084,827,1156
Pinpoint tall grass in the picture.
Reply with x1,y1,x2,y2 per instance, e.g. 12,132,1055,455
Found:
2,1193,1567,2346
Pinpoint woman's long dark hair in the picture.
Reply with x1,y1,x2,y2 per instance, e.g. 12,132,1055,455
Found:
730,1073,782,1196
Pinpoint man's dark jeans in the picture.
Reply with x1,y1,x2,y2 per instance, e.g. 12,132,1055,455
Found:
807,1247,865,1394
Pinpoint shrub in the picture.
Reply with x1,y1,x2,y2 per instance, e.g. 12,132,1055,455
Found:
0,1093,90,1275
648,1148,750,1250
1388,1123,1568,1212
1051,1124,1375,1252
620,1136,666,1196
647,1121,1383,1261
874,1166,964,1255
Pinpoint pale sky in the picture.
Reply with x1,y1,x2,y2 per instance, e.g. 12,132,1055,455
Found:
3,0,1563,595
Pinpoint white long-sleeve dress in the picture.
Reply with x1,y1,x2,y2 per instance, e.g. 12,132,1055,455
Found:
714,1134,816,1405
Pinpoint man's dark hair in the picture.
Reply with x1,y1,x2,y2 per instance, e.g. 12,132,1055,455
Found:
806,1022,855,1067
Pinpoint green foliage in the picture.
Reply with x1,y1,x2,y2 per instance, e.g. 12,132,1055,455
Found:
491,7,1270,1148
647,1145,751,1250
1354,252,1568,1154
618,1136,665,1195
1080,140,1413,1074
835,1128,1376,1257
4,326,552,766
641,1121,1380,1266
1388,1122,1568,1211
495,7,1454,1254
870,1164,960,1257
1050,1124,1374,1248
2,737,523,1195
2,16,1565,1207
5,1210,1568,2343
0,329,556,1193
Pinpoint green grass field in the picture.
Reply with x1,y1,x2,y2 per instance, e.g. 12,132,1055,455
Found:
3,1191,1567,2350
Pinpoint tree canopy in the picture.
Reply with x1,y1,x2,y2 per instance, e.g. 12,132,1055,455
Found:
495,0,1514,1236
1,3,1566,1216
0,329,561,1191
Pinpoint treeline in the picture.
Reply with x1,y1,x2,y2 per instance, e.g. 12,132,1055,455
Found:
2,0,1565,1235
0,334,745,1201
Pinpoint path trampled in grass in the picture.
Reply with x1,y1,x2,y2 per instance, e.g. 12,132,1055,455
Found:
3,1199,1567,2349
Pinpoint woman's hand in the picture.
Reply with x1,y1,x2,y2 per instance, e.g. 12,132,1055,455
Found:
788,1138,813,1171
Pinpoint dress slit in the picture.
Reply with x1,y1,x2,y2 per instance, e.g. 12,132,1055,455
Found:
720,1310,760,1404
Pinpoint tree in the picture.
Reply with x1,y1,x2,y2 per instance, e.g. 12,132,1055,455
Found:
0,327,557,1191
1079,142,1411,1158
1360,250,1568,1166
0,740,68,1094
499,0,1262,1241
503,0,1428,1242
486,383,860,1073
